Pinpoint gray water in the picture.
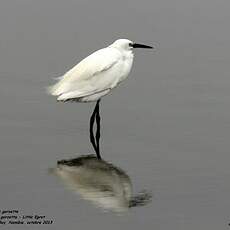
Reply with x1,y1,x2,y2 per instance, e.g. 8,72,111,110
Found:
0,0,230,229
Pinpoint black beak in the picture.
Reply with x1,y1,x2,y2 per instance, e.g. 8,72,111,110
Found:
132,43,153,49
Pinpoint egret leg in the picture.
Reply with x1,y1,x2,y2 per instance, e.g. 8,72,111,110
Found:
95,100,101,159
89,100,101,159
89,102,98,155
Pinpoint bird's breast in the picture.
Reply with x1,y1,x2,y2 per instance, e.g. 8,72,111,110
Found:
118,55,134,82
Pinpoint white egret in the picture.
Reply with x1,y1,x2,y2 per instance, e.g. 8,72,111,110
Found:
48,39,153,158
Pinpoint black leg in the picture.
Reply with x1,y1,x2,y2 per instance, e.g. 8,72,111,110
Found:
95,100,101,159
89,102,98,155
89,100,102,160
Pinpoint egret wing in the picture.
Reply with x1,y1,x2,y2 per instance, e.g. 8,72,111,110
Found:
48,47,121,97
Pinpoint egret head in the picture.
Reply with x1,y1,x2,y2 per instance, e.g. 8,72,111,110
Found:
110,39,153,51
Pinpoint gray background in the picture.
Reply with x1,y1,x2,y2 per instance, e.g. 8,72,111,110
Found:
0,0,230,229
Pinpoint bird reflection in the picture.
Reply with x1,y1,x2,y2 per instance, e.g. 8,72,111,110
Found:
51,155,152,212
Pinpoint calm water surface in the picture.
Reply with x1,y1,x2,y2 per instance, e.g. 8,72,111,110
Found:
0,0,230,229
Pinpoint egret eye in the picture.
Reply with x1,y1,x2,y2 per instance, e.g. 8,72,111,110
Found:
129,43,133,47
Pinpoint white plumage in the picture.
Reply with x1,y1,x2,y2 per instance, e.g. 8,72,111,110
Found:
48,39,135,102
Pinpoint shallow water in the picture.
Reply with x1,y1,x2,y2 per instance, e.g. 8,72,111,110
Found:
0,0,230,229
